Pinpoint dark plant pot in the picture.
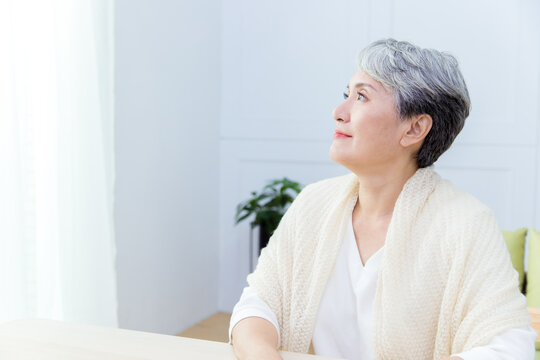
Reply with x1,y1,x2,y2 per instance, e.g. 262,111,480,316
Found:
258,226,271,255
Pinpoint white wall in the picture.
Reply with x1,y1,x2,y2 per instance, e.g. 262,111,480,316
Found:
112,0,539,324
114,0,221,334
218,0,540,311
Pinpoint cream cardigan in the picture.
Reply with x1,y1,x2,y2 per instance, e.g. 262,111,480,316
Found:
247,166,531,359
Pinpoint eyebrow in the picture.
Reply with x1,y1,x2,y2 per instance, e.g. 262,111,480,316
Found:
346,82,378,92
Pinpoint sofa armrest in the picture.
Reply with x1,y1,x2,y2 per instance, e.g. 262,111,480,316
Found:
528,307,540,342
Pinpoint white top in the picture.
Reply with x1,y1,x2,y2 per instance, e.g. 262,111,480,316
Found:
230,214,538,360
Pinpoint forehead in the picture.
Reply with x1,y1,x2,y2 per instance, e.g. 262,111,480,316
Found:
348,70,390,94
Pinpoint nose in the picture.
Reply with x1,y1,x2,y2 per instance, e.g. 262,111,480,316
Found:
332,98,351,123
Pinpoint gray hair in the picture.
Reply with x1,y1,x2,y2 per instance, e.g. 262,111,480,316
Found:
357,39,470,168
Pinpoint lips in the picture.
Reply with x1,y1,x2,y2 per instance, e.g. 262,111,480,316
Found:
334,130,352,138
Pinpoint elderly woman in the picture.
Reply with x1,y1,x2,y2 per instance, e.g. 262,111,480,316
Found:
229,39,537,360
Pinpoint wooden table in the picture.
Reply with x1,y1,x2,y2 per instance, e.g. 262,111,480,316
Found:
0,319,341,359
529,307,540,342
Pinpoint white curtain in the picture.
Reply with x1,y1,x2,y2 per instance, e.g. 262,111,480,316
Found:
0,0,117,326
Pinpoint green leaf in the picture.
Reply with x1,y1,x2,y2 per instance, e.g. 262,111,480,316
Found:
234,177,303,232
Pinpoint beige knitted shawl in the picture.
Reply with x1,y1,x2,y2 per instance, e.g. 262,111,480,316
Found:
247,166,530,359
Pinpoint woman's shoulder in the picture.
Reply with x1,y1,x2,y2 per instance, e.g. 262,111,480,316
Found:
284,173,358,217
291,173,357,208
420,175,503,255
428,176,497,225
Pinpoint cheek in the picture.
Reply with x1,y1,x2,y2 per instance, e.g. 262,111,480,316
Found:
373,107,401,138
355,111,399,137
352,114,402,149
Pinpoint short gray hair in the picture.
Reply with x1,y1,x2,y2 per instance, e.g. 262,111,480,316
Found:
357,39,470,168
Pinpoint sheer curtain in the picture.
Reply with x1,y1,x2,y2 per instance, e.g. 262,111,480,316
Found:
0,0,117,326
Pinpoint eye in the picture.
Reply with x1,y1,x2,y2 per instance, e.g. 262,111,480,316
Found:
343,91,367,101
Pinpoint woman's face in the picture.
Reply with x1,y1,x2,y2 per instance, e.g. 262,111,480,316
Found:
329,70,409,173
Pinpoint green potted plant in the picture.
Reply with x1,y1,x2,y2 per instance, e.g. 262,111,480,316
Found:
235,178,303,255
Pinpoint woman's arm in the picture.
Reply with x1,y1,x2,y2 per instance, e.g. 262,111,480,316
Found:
444,207,532,355
229,286,282,360
231,317,282,360
449,325,537,360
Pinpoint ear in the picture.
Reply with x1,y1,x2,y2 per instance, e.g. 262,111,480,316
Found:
400,114,432,148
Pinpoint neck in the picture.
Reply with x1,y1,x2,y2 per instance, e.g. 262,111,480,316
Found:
353,161,419,219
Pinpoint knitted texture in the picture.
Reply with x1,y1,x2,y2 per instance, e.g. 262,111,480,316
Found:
247,166,531,358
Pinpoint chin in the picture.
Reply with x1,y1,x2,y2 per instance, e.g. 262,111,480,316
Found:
329,148,356,169
329,147,341,164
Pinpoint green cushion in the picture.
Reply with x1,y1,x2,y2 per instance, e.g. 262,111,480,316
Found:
502,228,527,291
528,228,540,308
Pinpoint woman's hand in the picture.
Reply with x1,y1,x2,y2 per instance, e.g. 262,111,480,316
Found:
440,357,463,360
